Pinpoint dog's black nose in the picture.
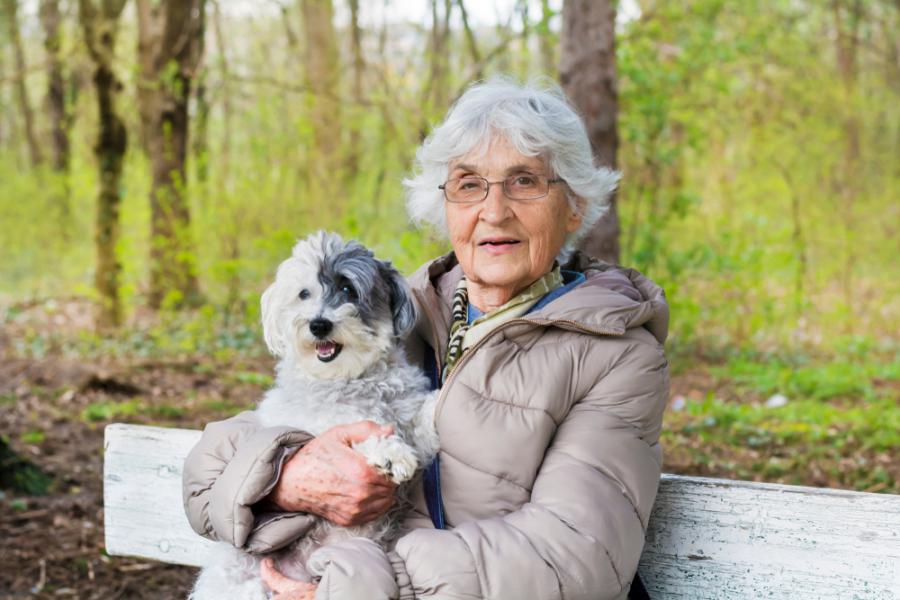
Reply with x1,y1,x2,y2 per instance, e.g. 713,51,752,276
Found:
309,318,333,338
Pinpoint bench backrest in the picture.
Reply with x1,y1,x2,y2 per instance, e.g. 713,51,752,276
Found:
103,423,900,598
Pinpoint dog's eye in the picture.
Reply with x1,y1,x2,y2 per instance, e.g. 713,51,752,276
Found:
298,289,311,300
341,284,357,300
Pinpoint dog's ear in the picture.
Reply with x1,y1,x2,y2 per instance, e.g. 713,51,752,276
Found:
261,280,288,357
380,260,417,339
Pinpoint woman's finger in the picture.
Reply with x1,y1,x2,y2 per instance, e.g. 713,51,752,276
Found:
273,588,317,600
260,558,313,594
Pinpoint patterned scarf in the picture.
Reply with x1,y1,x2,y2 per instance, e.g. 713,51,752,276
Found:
442,266,563,382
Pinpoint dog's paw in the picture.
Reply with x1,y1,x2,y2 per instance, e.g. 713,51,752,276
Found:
354,435,420,484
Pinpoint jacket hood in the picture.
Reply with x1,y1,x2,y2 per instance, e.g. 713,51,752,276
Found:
408,251,669,353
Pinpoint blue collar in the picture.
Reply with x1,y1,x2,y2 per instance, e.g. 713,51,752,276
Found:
468,270,585,323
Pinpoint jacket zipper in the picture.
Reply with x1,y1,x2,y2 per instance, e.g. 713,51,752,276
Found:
433,317,624,424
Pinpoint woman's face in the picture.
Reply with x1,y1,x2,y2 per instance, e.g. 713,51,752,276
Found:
445,137,583,310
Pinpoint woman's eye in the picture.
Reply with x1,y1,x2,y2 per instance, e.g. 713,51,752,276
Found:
299,289,311,300
512,174,537,186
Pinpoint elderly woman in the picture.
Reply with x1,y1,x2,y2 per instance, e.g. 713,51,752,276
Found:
183,79,669,600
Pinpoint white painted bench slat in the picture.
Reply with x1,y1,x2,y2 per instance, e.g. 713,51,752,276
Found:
103,423,900,599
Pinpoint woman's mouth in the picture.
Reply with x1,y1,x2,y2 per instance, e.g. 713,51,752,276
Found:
315,340,343,362
478,238,521,254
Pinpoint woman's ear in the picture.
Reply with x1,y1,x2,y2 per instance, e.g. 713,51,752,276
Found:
380,261,417,339
566,195,586,233
261,280,288,357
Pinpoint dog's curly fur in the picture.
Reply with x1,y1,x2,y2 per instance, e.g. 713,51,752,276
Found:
189,232,439,600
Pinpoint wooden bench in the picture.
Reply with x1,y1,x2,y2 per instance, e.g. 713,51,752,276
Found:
104,423,900,599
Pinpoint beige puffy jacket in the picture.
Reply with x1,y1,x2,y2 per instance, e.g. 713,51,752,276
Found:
183,252,669,600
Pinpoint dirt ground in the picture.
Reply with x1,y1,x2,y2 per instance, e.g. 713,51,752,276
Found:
0,304,895,598
0,353,272,599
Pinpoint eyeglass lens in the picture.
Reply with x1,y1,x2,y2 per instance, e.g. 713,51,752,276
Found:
445,174,548,202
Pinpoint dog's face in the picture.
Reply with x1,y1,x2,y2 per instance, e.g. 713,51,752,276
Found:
261,231,416,380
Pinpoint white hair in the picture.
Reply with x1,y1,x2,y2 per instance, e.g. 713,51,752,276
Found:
403,77,620,261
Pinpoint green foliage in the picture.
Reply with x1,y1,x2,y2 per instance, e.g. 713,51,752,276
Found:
712,352,899,402
680,394,900,453
146,403,187,419
666,347,899,491
0,437,55,496
20,430,45,445
616,0,900,350
80,399,141,422
3,0,895,354
228,371,274,387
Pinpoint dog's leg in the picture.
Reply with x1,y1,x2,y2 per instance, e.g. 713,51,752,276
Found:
353,434,420,484
408,390,440,463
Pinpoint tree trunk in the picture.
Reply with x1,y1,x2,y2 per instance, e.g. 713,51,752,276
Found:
136,0,206,309
193,69,209,185
0,34,7,147
560,0,620,264
832,0,864,328
211,0,232,173
77,0,129,329
347,0,364,177
537,0,556,75
3,0,44,167
457,0,481,66
301,0,341,215
419,0,452,139
516,0,530,78
40,0,70,173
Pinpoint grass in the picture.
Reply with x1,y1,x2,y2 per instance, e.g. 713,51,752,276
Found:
674,395,900,452
4,295,897,495
0,437,55,496
20,430,45,445
710,355,900,402
664,350,900,492
200,399,251,413
227,371,274,386
79,398,189,422
6,303,267,361
80,399,142,423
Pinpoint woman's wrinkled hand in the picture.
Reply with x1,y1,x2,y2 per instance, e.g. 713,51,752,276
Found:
261,558,316,600
268,420,398,526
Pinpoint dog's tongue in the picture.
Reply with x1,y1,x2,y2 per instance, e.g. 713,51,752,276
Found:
315,340,337,358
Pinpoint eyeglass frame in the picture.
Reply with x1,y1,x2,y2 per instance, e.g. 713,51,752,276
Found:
438,173,566,204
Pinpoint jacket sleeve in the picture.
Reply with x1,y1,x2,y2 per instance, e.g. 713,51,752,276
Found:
391,336,669,600
182,410,317,553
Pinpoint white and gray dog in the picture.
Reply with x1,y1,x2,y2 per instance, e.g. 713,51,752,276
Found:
189,231,439,600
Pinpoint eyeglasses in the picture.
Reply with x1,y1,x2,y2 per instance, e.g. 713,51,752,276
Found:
439,173,565,204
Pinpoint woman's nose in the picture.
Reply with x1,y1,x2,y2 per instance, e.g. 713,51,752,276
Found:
479,182,513,223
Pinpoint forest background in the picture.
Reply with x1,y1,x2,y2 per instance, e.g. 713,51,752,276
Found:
0,0,898,596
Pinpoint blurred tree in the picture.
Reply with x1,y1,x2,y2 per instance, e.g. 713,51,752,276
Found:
347,0,364,177
0,33,6,147
457,0,481,67
0,41,5,147
831,0,864,327
301,0,341,215
136,0,206,309
537,0,556,75
193,56,209,185
560,0,620,264
39,0,71,174
419,0,452,137
77,0,128,328
210,0,232,174
3,0,44,167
